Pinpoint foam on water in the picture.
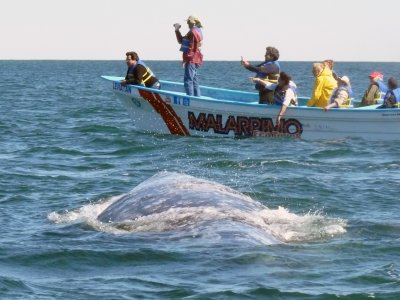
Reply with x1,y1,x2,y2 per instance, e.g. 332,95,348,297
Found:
48,171,346,243
48,195,121,224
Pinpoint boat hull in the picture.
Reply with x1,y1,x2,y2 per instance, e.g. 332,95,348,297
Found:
103,76,400,140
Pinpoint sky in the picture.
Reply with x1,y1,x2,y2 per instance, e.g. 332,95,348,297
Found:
1,0,399,61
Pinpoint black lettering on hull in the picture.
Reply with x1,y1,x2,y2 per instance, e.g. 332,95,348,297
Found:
188,112,303,138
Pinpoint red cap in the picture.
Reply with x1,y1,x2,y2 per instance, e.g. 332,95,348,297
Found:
369,71,382,79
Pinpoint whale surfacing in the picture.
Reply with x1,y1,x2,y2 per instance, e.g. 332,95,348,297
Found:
97,171,265,223
49,171,346,243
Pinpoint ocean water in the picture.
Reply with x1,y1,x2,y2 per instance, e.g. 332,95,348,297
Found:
1,60,400,299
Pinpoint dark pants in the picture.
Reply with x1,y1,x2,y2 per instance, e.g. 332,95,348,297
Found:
259,88,274,104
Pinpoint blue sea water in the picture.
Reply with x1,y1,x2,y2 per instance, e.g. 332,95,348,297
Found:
1,60,400,299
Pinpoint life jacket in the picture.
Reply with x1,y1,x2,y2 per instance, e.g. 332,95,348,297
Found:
180,27,203,53
274,84,297,106
194,27,203,48
126,60,155,86
329,86,353,108
347,86,354,102
346,86,355,107
374,80,388,104
393,88,400,107
179,37,190,53
256,61,280,83
384,88,400,108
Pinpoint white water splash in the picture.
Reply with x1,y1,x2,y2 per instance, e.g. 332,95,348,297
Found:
48,195,121,224
48,172,347,243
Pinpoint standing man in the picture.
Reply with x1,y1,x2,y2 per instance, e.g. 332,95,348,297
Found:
241,46,280,104
174,15,203,97
121,51,160,89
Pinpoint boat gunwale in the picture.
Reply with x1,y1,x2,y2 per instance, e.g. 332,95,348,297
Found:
101,76,399,113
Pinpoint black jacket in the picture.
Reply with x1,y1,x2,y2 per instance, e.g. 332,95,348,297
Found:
125,64,158,87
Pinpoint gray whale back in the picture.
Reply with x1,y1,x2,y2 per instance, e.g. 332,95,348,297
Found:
97,171,265,223
49,172,347,244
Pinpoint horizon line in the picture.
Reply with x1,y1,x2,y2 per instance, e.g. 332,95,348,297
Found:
1,59,399,63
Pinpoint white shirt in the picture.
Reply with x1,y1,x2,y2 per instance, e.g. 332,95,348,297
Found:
264,81,298,106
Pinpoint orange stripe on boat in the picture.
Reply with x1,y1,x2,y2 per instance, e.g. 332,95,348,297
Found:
139,90,190,136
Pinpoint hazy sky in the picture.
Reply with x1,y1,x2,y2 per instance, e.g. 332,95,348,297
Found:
1,0,399,61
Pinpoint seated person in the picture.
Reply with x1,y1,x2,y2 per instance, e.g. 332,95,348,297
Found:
360,71,387,106
324,76,353,111
251,72,297,126
378,77,400,108
323,59,339,81
307,63,337,108
121,51,160,89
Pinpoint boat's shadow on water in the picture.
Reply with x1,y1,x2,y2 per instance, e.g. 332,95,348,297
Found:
49,171,346,245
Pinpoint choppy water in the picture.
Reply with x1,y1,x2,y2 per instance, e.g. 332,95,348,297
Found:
1,60,400,299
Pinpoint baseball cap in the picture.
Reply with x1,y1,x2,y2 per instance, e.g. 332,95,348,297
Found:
369,71,382,79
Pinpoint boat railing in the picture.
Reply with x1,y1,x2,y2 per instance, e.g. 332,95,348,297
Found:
160,80,259,103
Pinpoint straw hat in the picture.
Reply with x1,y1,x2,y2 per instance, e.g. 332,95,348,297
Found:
187,15,203,28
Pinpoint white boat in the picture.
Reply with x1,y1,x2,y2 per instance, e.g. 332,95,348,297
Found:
102,76,400,140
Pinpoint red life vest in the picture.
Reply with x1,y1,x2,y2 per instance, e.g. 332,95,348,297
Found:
182,27,203,64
